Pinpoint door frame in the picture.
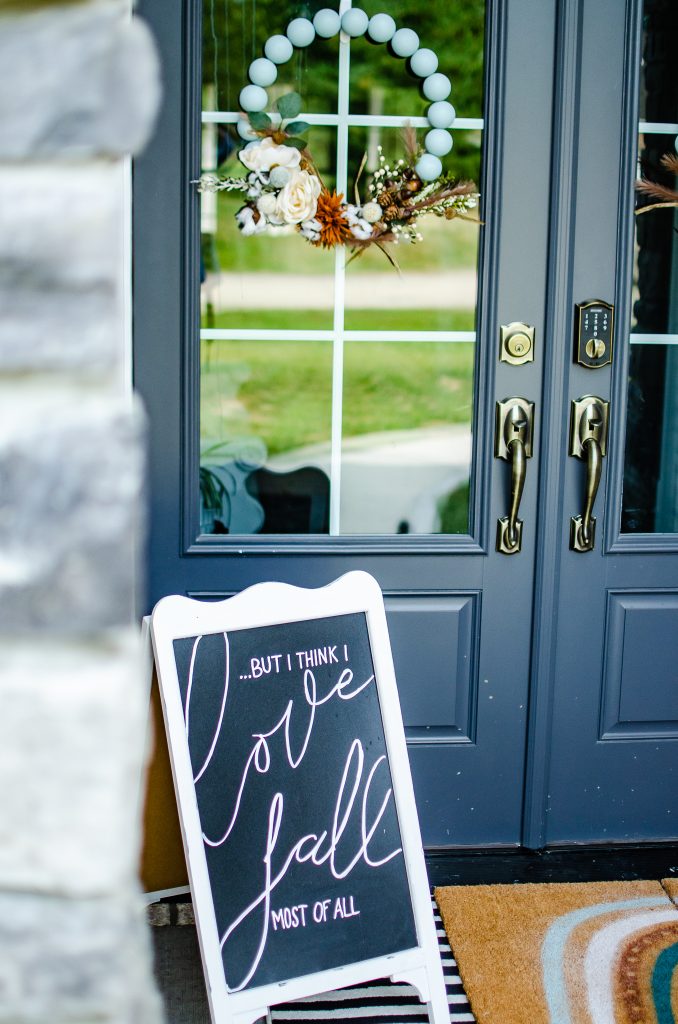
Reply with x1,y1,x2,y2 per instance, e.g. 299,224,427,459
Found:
134,0,553,847
134,0,673,850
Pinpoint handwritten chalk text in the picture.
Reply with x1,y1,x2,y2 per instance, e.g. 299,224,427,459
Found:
271,896,359,931
240,644,350,680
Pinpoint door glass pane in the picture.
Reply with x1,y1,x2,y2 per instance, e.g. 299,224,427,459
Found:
200,339,333,534
202,1,339,114
198,0,484,536
344,127,480,332
200,126,336,332
341,341,473,534
621,0,678,532
347,0,485,120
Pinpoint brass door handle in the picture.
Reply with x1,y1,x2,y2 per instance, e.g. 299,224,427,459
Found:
569,395,609,552
505,436,526,549
579,437,602,546
495,398,534,554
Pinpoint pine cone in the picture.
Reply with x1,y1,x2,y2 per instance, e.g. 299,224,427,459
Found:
384,204,400,221
377,190,396,207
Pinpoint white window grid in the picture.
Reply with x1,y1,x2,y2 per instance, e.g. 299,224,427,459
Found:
200,8,485,534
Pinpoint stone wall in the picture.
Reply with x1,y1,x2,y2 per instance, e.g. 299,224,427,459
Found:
0,1,163,1020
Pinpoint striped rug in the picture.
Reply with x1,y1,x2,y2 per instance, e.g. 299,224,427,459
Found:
269,900,475,1023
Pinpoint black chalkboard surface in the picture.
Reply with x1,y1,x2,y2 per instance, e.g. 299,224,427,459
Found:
151,572,448,1024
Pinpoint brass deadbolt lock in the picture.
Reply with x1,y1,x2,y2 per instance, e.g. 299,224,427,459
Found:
500,322,535,365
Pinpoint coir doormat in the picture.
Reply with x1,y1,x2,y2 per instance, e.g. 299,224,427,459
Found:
435,879,678,1024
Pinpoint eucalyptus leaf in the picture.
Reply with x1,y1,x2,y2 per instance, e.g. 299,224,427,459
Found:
284,137,308,151
284,120,310,136
248,111,272,130
277,92,302,119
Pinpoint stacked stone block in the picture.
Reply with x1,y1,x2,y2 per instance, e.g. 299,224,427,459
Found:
0,1,163,1020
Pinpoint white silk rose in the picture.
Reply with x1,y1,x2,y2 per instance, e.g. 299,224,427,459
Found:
276,170,321,225
239,138,302,173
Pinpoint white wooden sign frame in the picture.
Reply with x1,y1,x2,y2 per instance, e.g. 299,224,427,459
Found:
151,570,449,1024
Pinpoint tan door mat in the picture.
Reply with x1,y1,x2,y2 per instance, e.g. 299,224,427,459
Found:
435,880,678,1024
662,877,678,905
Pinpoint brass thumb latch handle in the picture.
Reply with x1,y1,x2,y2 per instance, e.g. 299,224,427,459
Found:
495,399,534,554
569,395,609,552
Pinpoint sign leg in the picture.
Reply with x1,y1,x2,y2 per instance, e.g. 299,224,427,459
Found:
390,965,449,1024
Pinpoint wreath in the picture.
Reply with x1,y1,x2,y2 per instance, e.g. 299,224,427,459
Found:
196,10,480,265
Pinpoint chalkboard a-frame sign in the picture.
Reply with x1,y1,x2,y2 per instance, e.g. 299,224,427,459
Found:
151,571,449,1024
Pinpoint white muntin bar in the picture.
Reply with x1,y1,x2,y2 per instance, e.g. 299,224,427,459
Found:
200,329,335,342
638,121,678,134
200,329,477,343
630,333,678,346
202,110,484,131
329,2,353,537
345,330,477,342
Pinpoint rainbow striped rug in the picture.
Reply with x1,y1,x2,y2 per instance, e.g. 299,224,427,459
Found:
435,879,678,1024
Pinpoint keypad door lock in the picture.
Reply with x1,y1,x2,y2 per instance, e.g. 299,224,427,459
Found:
574,300,614,368
500,323,535,366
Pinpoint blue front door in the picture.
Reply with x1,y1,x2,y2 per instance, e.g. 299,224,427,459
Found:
134,0,678,848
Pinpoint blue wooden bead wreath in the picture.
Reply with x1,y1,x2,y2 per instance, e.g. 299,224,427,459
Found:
197,7,480,261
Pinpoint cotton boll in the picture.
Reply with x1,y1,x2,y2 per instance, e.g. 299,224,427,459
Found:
362,202,383,223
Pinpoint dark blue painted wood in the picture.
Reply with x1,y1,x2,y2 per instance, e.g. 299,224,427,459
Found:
136,0,678,849
527,0,678,845
134,0,557,849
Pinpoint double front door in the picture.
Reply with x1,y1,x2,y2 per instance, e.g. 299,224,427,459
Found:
135,0,678,848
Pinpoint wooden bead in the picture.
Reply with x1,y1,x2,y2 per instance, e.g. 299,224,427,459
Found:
423,73,451,101
410,48,438,77
368,13,396,42
415,153,442,181
239,85,268,112
427,101,456,129
341,8,369,37
264,34,294,64
391,28,419,57
313,9,341,38
248,58,277,87
424,128,453,156
286,17,315,47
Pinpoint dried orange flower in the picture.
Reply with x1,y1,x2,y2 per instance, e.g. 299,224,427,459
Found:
314,190,352,249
